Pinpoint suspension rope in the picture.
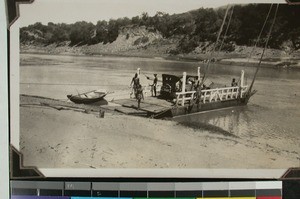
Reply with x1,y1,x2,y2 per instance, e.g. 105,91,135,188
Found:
247,4,274,63
20,82,126,87
216,5,235,57
248,4,279,94
201,5,231,85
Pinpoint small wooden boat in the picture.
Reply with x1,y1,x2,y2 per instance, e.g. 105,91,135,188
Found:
67,90,107,104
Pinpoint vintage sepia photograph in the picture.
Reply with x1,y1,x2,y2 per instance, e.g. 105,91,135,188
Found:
12,0,299,172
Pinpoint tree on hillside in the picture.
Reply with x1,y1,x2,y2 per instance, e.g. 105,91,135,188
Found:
193,8,220,42
151,12,170,37
131,16,141,25
94,20,108,44
271,5,300,50
47,23,69,44
140,12,150,26
69,21,94,46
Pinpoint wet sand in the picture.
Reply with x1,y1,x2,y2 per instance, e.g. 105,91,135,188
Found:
20,95,299,169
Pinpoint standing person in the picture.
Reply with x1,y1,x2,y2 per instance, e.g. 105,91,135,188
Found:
151,74,158,97
130,73,139,98
231,78,238,93
136,83,144,110
231,78,238,87
194,76,201,90
194,79,202,106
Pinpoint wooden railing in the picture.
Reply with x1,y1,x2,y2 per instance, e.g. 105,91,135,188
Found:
175,86,248,106
175,91,196,106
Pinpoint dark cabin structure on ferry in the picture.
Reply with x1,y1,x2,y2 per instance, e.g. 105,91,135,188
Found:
160,74,199,100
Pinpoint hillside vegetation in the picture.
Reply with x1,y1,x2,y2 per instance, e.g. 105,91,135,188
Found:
20,4,300,57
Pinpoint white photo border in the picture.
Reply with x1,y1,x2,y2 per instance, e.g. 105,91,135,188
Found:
9,0,294,179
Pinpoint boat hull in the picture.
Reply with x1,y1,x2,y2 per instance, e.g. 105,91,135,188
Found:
155,98,248,118
67,93,107,104
67,96,105,104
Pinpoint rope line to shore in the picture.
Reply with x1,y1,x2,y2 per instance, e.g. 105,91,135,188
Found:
20,82,129,87
247,4,273,64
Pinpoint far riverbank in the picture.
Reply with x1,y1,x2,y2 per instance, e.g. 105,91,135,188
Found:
20,44,300,70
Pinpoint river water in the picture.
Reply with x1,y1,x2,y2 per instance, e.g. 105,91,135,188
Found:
20,53,300,156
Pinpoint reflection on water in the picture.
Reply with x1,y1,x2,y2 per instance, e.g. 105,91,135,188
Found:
173,105,276,141
174,95,299,144
174,107,248,138
20,53,300,152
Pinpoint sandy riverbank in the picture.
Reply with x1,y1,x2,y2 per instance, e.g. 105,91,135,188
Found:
19,95,299,169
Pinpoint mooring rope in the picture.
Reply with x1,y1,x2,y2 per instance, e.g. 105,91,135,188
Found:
216,5,235,57
247,4,274,63
201,5,231,85
248,4,279,94
20,82,126,87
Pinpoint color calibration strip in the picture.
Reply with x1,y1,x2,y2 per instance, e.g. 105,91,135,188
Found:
10,181,282,198
11,197,282,199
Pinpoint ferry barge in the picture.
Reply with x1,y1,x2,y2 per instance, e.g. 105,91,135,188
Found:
112,67,253,119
